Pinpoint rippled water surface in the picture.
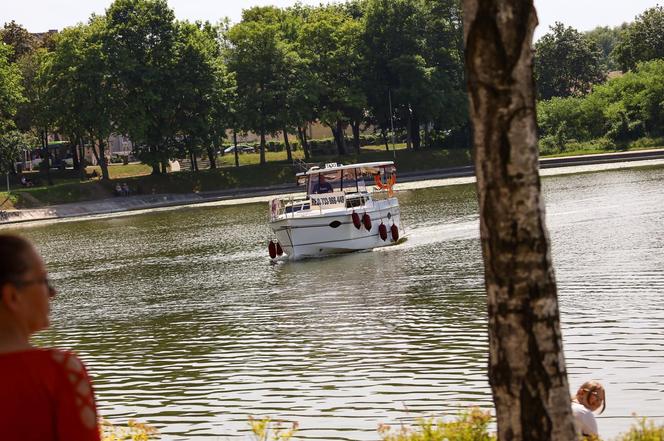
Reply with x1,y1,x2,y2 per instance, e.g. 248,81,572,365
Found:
10,165,664,440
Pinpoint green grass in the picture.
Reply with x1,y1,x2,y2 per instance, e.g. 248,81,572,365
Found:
88,163,153,179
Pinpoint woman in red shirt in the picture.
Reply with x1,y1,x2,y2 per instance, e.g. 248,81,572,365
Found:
0,234,100,441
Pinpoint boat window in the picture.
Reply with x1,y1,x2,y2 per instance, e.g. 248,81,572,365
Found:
341,169,358,193
309,170,341,194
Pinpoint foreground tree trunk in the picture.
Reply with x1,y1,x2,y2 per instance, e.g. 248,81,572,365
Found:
463,1,576,440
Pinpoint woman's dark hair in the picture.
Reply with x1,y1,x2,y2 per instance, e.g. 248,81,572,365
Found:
0,234,35,288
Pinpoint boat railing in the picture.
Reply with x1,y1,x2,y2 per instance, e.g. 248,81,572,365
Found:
269,196,311,221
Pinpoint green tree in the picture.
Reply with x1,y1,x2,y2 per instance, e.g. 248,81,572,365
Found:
0,130,31,174
0,43,23,132
585,25,624,72
103,0,179,174
361,0,466,150
0,21,38,63
225,9,291,165
613,6,664,72
14,48,54,185
171,20,222,171
297,5,365,155
534,22,604,99
48,18,113,179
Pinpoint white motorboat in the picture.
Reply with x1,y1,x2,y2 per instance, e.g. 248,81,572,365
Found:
267,161,404,260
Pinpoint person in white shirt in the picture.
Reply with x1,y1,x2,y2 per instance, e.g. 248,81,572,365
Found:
571,380,606,439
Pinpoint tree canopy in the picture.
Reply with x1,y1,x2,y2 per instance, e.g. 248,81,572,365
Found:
613,6,664,72
534,22,605,100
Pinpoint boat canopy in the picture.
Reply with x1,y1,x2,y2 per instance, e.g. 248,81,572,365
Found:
297,161,396,196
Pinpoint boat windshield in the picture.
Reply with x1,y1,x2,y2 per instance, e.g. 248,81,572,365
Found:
307,168,372,196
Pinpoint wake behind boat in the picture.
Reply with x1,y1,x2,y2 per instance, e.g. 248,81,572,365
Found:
267,161,404,260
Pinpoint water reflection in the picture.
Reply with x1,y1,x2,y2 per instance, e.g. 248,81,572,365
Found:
8,165,663,439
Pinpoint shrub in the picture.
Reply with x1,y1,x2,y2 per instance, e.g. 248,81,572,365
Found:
628,136,664,148
378,408,495,441
249,417,298,441
616,417,664,441
100,419,158,441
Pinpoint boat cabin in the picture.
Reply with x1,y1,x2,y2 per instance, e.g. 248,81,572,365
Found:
297,162,396,198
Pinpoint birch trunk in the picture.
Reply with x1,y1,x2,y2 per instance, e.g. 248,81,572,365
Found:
463,1,576,439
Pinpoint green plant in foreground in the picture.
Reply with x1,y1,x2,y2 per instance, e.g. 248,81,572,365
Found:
100,419,158,441
378,408,496,441
249,417,299,441
617,416,664,441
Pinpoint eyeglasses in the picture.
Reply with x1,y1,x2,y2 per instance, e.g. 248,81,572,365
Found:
12,277,57,296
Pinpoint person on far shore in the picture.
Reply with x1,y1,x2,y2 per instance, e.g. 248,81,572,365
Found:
572,380,606,439
115,183,122,196
121,182,130,196
0,234,101,441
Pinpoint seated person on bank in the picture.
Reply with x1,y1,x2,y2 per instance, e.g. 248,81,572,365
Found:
312,175,334,194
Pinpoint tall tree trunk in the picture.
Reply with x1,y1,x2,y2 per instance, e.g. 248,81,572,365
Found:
411,110,421,150
190,151,198,172
207,146,217,170
71,135,80,170
233,130,240,168
78,139,86,179
463,1,576,440
150,146,160,175
297,126,311,161
283,128,293,162
335,120,347,156
97,137,109,180
41,128,53,186
259,129,266,165
381,127,389,151
351,120,361,155
406,107,413,150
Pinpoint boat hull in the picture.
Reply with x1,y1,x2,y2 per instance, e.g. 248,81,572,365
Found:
269,198,403,259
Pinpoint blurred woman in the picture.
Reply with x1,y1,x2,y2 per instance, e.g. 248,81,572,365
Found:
0,234,100,441
572,380,606,438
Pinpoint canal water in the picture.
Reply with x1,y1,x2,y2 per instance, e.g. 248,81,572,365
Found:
9,165,664,440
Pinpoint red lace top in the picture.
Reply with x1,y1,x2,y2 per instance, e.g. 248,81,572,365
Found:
0,348,100,441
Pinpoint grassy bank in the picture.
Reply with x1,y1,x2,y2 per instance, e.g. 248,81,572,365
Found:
2,146,471,209
2,142,661,210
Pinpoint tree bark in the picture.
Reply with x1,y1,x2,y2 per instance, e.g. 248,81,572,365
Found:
411,110,421,150
297,126,311,161
463,1,576,440
97,137,109,180
283,128,293,162
41,128,52,186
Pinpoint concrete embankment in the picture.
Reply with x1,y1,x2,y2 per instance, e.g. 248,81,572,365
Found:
2,149,664,226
